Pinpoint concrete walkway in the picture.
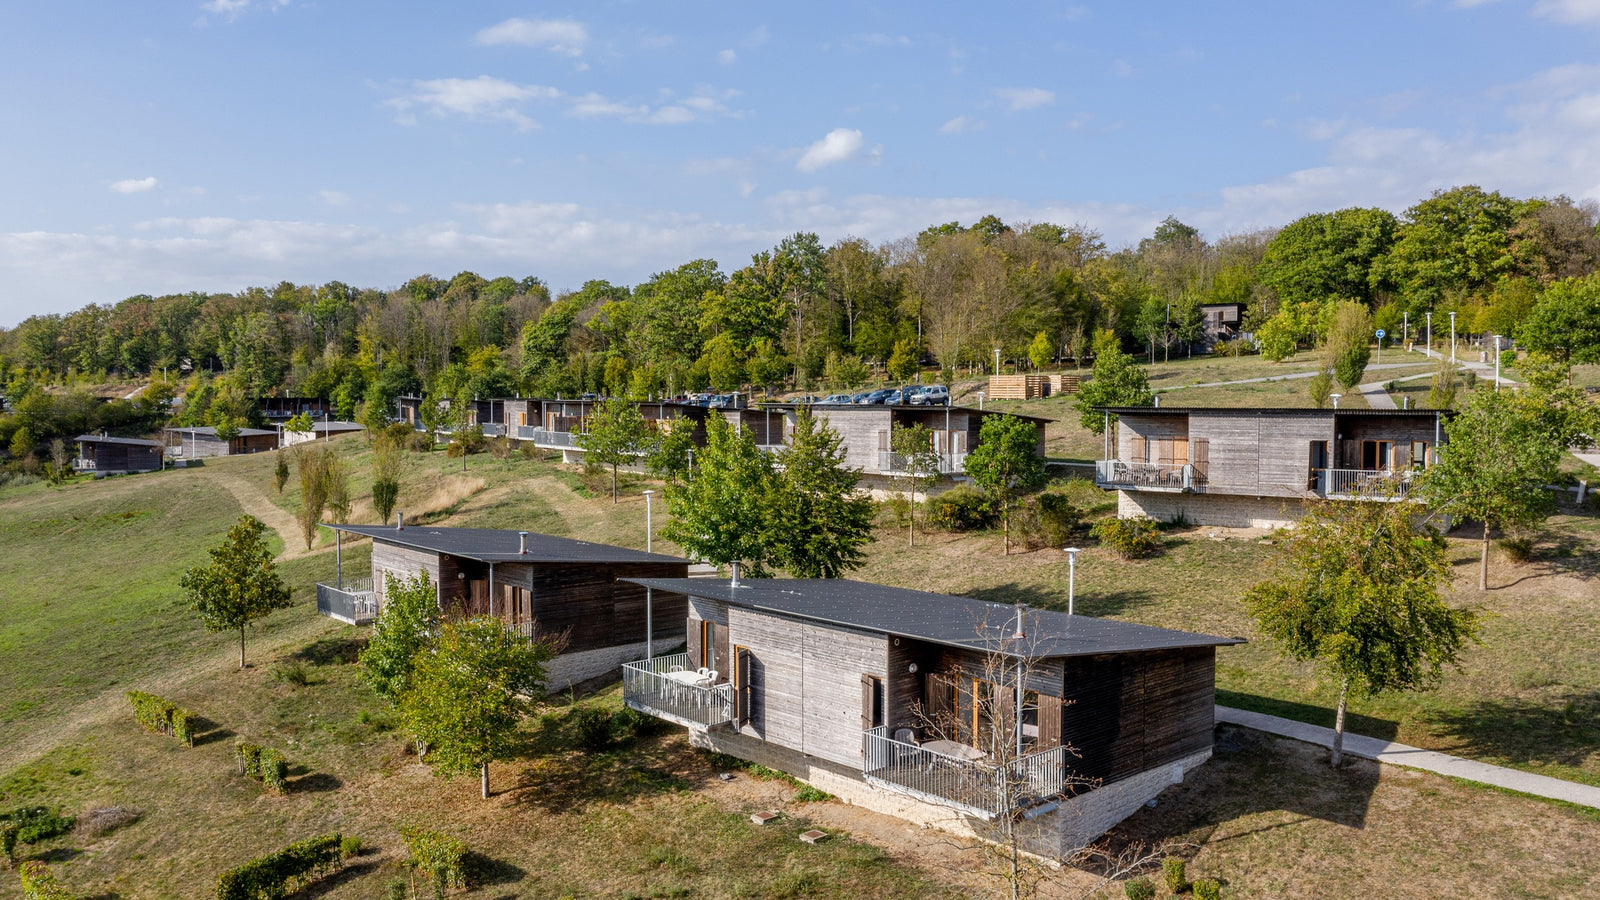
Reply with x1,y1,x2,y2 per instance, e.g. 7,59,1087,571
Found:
1216,706,1600,809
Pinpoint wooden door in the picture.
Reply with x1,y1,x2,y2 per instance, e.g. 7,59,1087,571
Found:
732,646,752,725
860,675,884,731
1172,437,1189,467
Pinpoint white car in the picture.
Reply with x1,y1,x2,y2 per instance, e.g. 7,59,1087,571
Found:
910,385,949,405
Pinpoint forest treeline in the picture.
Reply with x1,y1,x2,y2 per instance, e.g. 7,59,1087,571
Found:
3,184,1600,447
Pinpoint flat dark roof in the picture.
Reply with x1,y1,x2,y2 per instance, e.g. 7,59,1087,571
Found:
761,402,1053,423
75,434,164,448
165,425,279,437
1100,406,1446,419
622,577,1242,659
329,524,688,565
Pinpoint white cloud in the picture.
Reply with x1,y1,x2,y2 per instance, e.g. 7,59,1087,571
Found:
994,87,1055,111
1534,0,1600,22
796,128,865,172
388,76,559,130
475,17,589,56
1112,60,1134,78
568,93,649,119
318,190,350,206
718,49,737,65
939,116,980,134
200,0,288,19
564,88,737,124
741,26,770,48
110,177,158,194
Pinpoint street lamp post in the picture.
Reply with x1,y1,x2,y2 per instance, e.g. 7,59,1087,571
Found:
1062,547,1081,615
642,490,655,553
1449,311,1457,363
1331,393,1342,409
1494,336,1502,390
978,390,985,410
1425,311,1432,355
994,347,1001,376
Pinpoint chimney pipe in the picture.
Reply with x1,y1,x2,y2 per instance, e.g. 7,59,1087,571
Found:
518,531,529,554
396,511,404,530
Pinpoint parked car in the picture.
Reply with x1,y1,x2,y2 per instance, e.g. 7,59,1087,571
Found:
884,387,913,405
850,391,874,404
859,389,895,405
819,393,854,404
910,385,949,406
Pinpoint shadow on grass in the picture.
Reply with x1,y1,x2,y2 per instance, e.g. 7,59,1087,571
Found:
30,847,82,863
291,771,344,793
189,717,235,747
292,636,366,666
1426,691,1600,770
965,582,1155,618
1216,689,1400,743
1103,724,1381,858
296,859,384,898
467,851,527,887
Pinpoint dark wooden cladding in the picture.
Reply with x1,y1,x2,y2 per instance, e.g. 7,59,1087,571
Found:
1060,646,1215,785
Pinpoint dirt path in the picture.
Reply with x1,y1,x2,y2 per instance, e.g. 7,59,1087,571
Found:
205,459,313,559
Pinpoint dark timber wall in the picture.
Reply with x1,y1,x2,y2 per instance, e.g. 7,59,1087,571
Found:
1059,646,1216,785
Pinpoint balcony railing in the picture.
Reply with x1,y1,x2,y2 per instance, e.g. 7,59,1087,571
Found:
1314,468,1413,500
1095,460,1206,492
861,725,1068,821
877,451,967,476
510,428,582,449
74,458,96,470
478,423,506,437
621,652,736,731
316,577,377,625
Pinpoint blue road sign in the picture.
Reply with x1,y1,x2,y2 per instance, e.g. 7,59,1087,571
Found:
1375,329,1386,339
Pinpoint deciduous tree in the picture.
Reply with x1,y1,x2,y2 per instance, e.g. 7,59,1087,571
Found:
890,422,941,547
1075,330,1154,435
963,415,1045,555
180,515,292,669
767,408,874,577
575,396,650,502
1244,500,1478,766
359,572,439,705
660,414,776,580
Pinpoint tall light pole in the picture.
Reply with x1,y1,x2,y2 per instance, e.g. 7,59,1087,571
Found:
1331,393,1342,409
642,490,655,553
993,347,1001,376
1449,311,1457,363
1403,311,1408,346
1062,547,1081,615
1425,311,1432,356
1494,336,1502,390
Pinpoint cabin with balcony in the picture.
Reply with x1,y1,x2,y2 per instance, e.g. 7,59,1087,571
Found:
618,577,1240,856
258,396,334,422
73,433,164,475
1094,407,1448,528
165,425,279,458
319,523,690,690
760,403,1050,497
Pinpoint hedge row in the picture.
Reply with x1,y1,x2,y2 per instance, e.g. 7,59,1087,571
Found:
0,809,74,848
125,691,196,746
18,860,78,900
215,832,358,900
1,821,16,865
234,742,289,794
400,825,469,894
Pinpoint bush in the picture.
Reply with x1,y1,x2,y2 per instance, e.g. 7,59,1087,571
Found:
215,832,352,900
929,485,995,531
76,806,142,839
381,422,416,446
125,691,196,746
794,784,833,803
1,820,17,865
18,860,77,900
571,706,614,751
1,808,75,845
488,436,514,459
1500,534,1535,563
1162,857,1187,894
1123,877,1156,900
235,741,289,793
1090,516,1163,559
609,706,665,744
405,430,434,452
271,662,314,687
400,825,470,897
1193,878,1221,900
1018,492,1083,549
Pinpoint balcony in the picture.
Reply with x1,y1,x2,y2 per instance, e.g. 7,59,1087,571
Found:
877,451,968,476
510,427,581,449
478,423,506,437
861,726,1068,821
621,652,736,731
1095,460,1206,492
316,577,376,625
1313,468,1413,501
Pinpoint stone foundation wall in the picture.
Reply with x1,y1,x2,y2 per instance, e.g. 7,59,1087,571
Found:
544,639,652,692
689,729,1212,859
1117,490,1306,529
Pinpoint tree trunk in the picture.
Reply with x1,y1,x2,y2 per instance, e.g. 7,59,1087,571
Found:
908,486,915,548
238,628,246,670
1003,507,1010,556
611,463,618,503
481,761,490,799
1331,677,1349,767
1480,519,1491,591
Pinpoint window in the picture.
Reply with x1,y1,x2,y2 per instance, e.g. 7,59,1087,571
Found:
1411,441,1429,470
1361,440,1393,471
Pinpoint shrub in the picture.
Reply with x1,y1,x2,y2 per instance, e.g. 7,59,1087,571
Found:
381,422,416,446
488,436,514,459
76,806,142,839
235,741,263,777
170,707,196,745
1193,878,1221,900
215,832,351,900
18,860,77,900
929,485,995,531
259,748,289,794
271,662,314,687
610,706,666,743
1,808,75,845
400,825,470,897
0,820,16,865
1019,492,1082,549
127,691,197,746
572,706,615,751
1500,534,1535,563
1090,516,1163,560
339,836,362,859
1123,878,1156,900
794,784,833,803
1161,857,1187,894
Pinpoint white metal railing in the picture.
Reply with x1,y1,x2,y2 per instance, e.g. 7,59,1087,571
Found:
1095,459,1205,491
504,620,537,643
756,443,787,455
878,452,967,476
1315,468,1412,500
479,423,506,437
74,459,96,470
861,726,1067,820
510,424,541,441
316,580,377,625
621,652,735,730
527,429,581,449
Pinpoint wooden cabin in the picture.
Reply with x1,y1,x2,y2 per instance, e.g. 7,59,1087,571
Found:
1094,407,1449,528
320,524,689,690
73,433,164,475
1198,302,1247,349
619,577,1240,855
165,425,279,458
257,396,334,421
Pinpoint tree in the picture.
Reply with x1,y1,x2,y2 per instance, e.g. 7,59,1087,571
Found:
401,617,553,799
273,449,289,494
179,515,292,669
1026,330,1053,370
1378,185,1523,307
575,396,650,502
1076,330,1154,435
964,415,1045,555
767,408,875,577
890,422,941,547
295,446,332,549
324,452,352,525
887,338,920,383
1419,387,1561,589
1257,208,1399,306
660,414,776,580
824,350,870,391
371,434,405,524
1425,357,1460,410
1325,300,1374,389
646,420,696,484
1244,500,1478,766
359,572,439,705
1519,273,1600,364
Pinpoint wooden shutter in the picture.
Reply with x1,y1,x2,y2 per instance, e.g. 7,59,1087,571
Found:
687,617,703,667
1191,438,1209,477
732,646,751,725
1037,696,1063,750
715,622,729,676
1156,439,1173,466
861,675,882,731
925,672,954,732
1130,435,1147,463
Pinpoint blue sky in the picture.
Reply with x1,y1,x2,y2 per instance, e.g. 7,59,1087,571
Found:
3,1,1600,325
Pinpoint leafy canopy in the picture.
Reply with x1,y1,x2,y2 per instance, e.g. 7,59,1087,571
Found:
767,407,875,577
963,414,1046,555
359,572,440,705
1076,330,1154,435
660,413,776,575
179,514,291,667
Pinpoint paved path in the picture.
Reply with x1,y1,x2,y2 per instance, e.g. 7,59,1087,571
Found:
1156,361,1431,393
1217,706,1600,809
